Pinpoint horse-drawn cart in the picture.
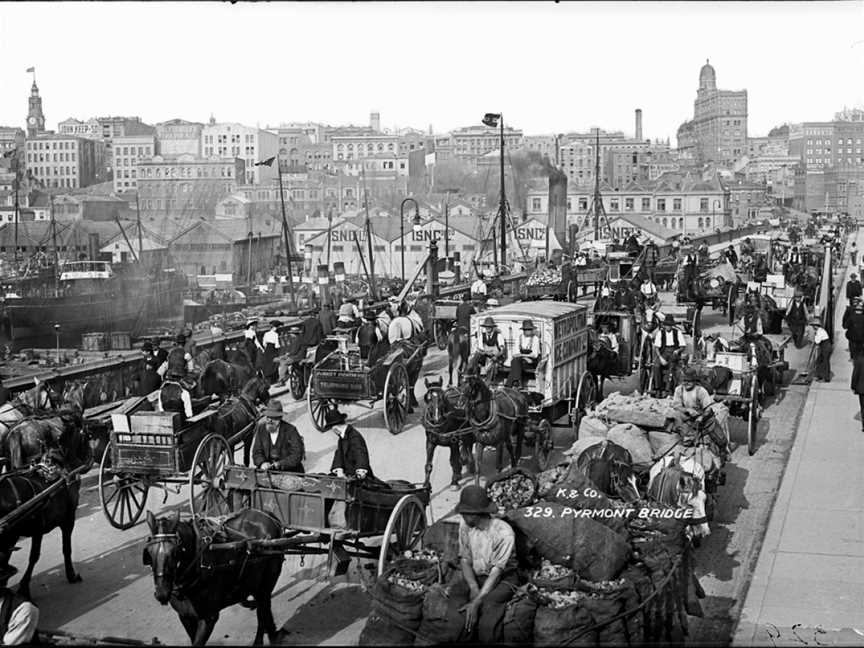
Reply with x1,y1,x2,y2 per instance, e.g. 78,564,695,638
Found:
431,298,460,350
213,467,431,577
306,334,425,435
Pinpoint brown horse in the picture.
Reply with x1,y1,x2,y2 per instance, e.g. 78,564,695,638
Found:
0,467,83,600
446,326,471,387
211,372,271,466
198,345,255,399
143,509,284,646
422,376,475,489
576,440,641,503
460,373,528,482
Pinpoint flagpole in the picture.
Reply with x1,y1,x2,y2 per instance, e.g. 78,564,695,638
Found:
274,154,297,310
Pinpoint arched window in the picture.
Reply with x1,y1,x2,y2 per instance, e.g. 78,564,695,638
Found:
698,217,704,229
706,216,712,228
662,217,668,228
679,218,684,230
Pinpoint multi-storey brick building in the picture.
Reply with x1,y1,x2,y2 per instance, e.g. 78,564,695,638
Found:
155,119,203,157
112,134,156,193
450,125,522,166
24,135,103,189
201,120,278,185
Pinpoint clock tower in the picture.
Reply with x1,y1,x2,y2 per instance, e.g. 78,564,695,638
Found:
27,77,45,138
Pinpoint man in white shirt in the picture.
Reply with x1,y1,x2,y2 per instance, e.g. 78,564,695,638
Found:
388,301,416,344
598,322,620,355
652,314,688,395
639,276,658,303
471,276,487,299
507,320,541,387
810,317,832,381
337,298,360,327
477,317,507,382
0,568,38,645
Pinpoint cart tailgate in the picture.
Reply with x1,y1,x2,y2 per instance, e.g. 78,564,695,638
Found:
314,369,369,398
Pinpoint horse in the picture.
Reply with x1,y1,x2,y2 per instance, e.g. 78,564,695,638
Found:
143,509,284,646
421,376,475,489
576,440,641,503
390,338,427,411
212,372,271,467
1,382,90,472
0,466,83,600
198,345,255,399
585,328,622,400
460,373,528,480
446,326,471,387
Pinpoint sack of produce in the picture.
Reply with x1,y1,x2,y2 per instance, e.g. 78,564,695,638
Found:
421,521,460,567
360,555,442,646
507,503,631,581
578,415,609,439
607,423,653,466
532,589,595,646
648,430,681,459
529,559,580,591
486,468,538,512
501,584,538,644
536,463,570,498
563,436,605,459
683,444,721,474
415,580,468,646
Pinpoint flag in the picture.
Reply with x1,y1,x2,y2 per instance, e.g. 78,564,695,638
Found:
254,157,275,167
2,149,16,159
25,67,34,73
482,113,501,128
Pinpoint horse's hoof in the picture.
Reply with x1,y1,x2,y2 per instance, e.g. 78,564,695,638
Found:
68,573,82,584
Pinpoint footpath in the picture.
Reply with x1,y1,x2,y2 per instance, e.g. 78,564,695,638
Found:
734,231,864,645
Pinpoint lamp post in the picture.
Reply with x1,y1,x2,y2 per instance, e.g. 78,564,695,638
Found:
482,112,506,273
399,197,420,284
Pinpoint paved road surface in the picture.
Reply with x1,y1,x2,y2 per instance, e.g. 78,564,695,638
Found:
9,298,816,645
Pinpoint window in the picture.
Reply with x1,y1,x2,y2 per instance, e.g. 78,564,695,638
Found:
679,217,684,229
410,245,422,252
462,245,475,252
673,198,682,211
610,199,619,212
578,198,588,211
641,197,650,211
657,199,666,211
625,198,634,211
698,217,704,228
662,217,668,228
531,198,542,211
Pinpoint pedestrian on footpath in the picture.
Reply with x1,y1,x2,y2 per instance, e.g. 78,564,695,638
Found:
851,347,864,432
809,317,833,382
843,296,864,359
851,241,859,267
847,273,862,305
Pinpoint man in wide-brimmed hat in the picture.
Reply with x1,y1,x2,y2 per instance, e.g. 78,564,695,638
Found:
456,291,476,334
652,313,687,396
250,399,305,472
476,317,507,382
785,291,808,349
356,308,383,361
844,295,864,360
809,317,832,382
672,366,714,419
847,273,862,306
452,485,517,643
507,319,541,388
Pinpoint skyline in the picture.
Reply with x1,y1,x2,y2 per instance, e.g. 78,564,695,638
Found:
2,2,864,141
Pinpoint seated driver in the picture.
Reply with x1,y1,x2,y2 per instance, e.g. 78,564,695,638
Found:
507,319,540,388
251,400,305,472
157,360,213,424
477,317,507,382
652,314,688,395
598,321,620,357
672,367,714,420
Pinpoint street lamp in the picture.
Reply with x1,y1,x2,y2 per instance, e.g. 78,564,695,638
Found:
399,197,421,284
482,112,506,272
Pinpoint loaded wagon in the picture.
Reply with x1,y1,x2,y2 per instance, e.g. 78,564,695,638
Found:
521,262,579,302
468,301,590,467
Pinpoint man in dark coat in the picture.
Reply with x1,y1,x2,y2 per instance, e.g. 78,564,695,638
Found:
455,292,476,332
847,273,862,305
319,304,337,336
844,296,864,359
785,293,808,349
356,309,383,361
250,400,305,472
851,347,864,433
136,360,162,397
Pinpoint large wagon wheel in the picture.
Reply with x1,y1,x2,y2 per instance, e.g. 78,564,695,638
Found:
99,444,148,530
307,377,330,432
572,371,597,438
638,334,654,394
383,362,409,435
747,375,760,456
289,364,307,400
727,283,738,326
377,495,428,577
189,433,233,517
434,320,449,351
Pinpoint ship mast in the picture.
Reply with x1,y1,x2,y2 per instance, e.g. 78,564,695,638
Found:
586,130,612,241
50,195,59,297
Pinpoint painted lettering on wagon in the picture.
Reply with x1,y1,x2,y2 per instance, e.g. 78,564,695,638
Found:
553,333,585,365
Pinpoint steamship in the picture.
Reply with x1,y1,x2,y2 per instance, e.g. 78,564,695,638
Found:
0,258,186,349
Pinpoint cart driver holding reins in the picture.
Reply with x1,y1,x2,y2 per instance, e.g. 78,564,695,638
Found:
476,317,507,383
652,314,688,396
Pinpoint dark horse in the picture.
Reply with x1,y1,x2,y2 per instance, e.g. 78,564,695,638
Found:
0,466,83,600
212,371,271,466
576,440,641,503
421,376,475,489
143,509,284,646
460,373,528,482
198,346,255,399
446,326,471,387
585,328,622,400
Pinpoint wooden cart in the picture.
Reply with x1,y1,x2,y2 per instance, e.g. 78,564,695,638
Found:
306,334,425,435
217,467,430,577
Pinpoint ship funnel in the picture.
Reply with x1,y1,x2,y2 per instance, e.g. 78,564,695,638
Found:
88,233,100,261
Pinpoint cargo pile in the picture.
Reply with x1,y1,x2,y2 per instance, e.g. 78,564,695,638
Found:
525,267,563,288
487,469,537,512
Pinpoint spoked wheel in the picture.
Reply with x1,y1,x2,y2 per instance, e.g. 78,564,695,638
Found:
434,320,448,351
691,307,702,356
572,371,597,438
638,335,654,394
289,365,307,400
747,376,760,456
307,378,330,432
99,444,149,530
189,433,233,517
383,362,409,435
534,420,553,470
377,495,428,577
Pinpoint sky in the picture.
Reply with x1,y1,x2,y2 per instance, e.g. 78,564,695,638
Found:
2,1,864,143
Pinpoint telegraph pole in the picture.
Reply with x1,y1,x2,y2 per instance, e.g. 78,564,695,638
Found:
498,115,506,270
276,154,297,309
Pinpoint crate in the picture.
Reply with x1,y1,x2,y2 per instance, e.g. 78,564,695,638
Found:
713,351,748,373
82,332,109,352
110,331,131,350
433,301,459,320
130,411,181,436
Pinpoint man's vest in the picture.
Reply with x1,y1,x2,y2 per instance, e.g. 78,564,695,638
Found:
788,301,806,323
518,335,535,355
658,328,682,350
159,381,186,416
482,330,502,350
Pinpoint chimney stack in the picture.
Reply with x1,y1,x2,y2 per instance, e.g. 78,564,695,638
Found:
635,109,643,141
370,112,381,133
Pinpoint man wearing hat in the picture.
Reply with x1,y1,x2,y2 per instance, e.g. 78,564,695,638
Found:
135,357,162,397
723,245,738,268
810,317,832,382
318,302,337,337
337,297,360,328
251,399,305,472
672,366,715,419
257,321,281,383
843,295,864,359
455,292,476,334
158,333,194,379
477,317,507,382
652,314,688,395
0,565,39,645
507,319,541,388
453,485,517,643
847,273,862,305
356,308,384,361
276,323,306,386
785,292,809,348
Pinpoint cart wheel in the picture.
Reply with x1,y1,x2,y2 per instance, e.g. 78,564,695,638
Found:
572,371,597,438
567,280,577,303
727,284,737,326
307,379,329,432
189,433,233,517
691,308,702,356
384,362,409,435
289,365,306,400
748,377,760,456
99,443,149,530
638,335,654,394
434,321,448,351
377,495,428,577
535,419,553,470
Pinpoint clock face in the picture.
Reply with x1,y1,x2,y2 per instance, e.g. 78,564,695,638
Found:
27,117,36,125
